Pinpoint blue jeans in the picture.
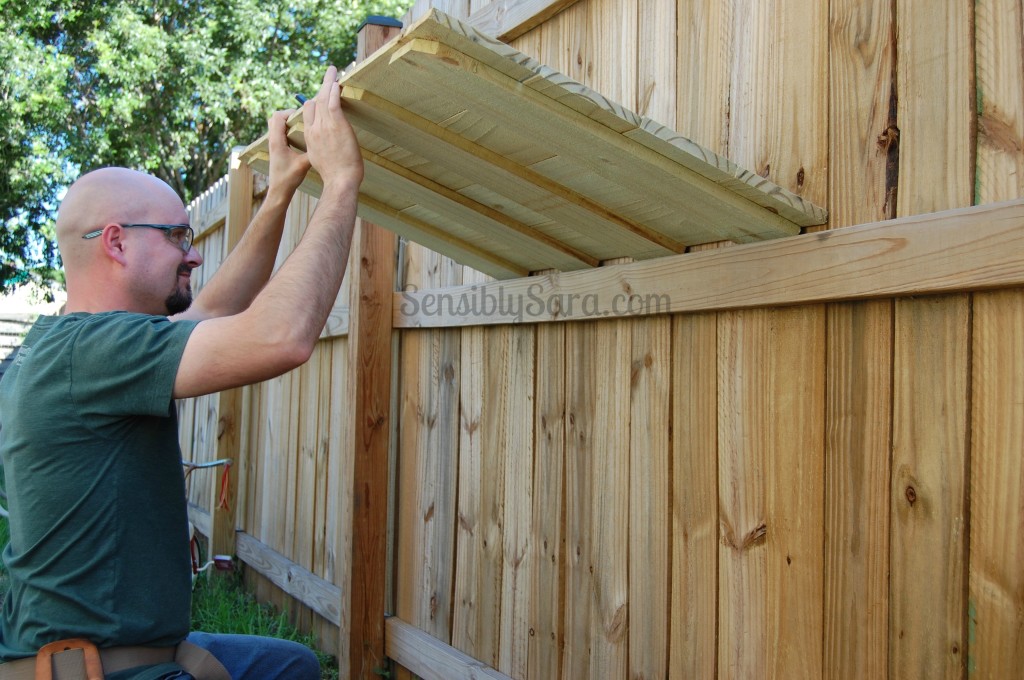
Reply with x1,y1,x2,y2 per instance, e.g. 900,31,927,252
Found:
185,632,321,679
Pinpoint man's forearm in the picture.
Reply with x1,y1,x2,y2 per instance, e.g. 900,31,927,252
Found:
182,184,295,320
246,181,359,349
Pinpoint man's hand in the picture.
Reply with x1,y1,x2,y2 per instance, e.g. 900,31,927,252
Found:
267,109,311,197
301,65,364,195
173,65,363,398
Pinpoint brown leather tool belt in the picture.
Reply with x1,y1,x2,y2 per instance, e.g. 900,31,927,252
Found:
0,638,230,680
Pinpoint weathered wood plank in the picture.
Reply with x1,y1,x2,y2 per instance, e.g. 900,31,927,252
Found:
467,0,581,41
395,328,461,642
823,0,897,674
970,289,1024,678
828,0,896,228
450,324,534,674
528,322,565,679
564,319,630,678
717,309,769,679
889,0,973,676
327,335,353,672
628,316,670,679
717,306,825,677
496,326,534,678
451,325,499,666
358,38,802,245
386,616,514,680
975,0,1024,204
675,0,731,157
823,301,893,680
890,296,970,680
895,0,974,218
235,531,342,626
729,0,828,207
394,198,1024,328
340,86,681,260
669,312,718,679
767,306,825,678
970,4,1024,674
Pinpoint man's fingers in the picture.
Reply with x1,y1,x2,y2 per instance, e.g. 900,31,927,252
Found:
302,96,316,128
317,65,338,103
328,81,341,112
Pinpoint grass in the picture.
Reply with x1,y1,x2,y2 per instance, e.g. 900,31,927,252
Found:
190,572,340,680
0,517,338,679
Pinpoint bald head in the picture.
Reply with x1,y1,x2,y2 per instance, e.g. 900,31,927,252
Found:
55,168,194,314
56,168,186,264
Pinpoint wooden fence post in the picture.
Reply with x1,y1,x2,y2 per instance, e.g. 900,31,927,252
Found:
209,148,253,568
347,16,402,679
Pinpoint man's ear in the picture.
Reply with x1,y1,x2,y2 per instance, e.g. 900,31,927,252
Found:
100,223,128,265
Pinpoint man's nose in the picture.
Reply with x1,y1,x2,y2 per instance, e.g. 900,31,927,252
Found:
185,244,203,268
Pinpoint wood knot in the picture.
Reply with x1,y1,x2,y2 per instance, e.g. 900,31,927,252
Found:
605,604,628,642
905,485,917,506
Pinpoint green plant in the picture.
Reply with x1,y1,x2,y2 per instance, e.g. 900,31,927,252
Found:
190,571,339,680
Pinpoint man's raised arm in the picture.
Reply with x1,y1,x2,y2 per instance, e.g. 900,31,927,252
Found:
173,66,364,399
173,108,311,323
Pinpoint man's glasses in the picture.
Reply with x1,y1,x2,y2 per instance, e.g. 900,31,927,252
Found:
82,223,194,253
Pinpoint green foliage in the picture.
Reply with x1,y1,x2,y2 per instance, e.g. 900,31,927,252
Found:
191,572,339,680
1,0,412,297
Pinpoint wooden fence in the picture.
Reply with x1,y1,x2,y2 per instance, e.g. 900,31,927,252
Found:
178,0,1024,678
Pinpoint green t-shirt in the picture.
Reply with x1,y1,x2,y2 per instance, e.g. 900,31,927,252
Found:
0,311,199,661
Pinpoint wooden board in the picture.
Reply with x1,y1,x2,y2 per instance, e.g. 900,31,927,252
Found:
394,328,461,641
889,0,973,677
240,9,825,280
451,324,533,672
823,0,897,675
393,198,1024,328
890,296,970,679
528,322,564,679
716,309,769,679
970,289,1024,678
628,316,670,679
969,3,1024,675
468,0,582,41
564,318,630,679
717,306,825,678
670,312,719,678
386,616,514,680
823,301,893,680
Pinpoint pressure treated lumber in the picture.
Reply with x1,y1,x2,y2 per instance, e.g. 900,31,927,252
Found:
468,0,581,41
241,9,825,279
386,616,514,680
823,1,897,676
345,19,401,680
628,317,670,679
970,4,1024,675
528,322,565,679
891,296,970,680
824,301,893,680
890,2,973,677
670,313,719,678
970,290,1024,678
393,198,1024,327
235,531,342,626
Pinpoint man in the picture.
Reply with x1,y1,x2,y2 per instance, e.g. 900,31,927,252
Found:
0,66,362,679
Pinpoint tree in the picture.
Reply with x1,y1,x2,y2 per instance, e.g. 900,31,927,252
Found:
1,0,412,298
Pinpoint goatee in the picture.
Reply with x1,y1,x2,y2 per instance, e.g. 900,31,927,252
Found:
166,266,194,315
